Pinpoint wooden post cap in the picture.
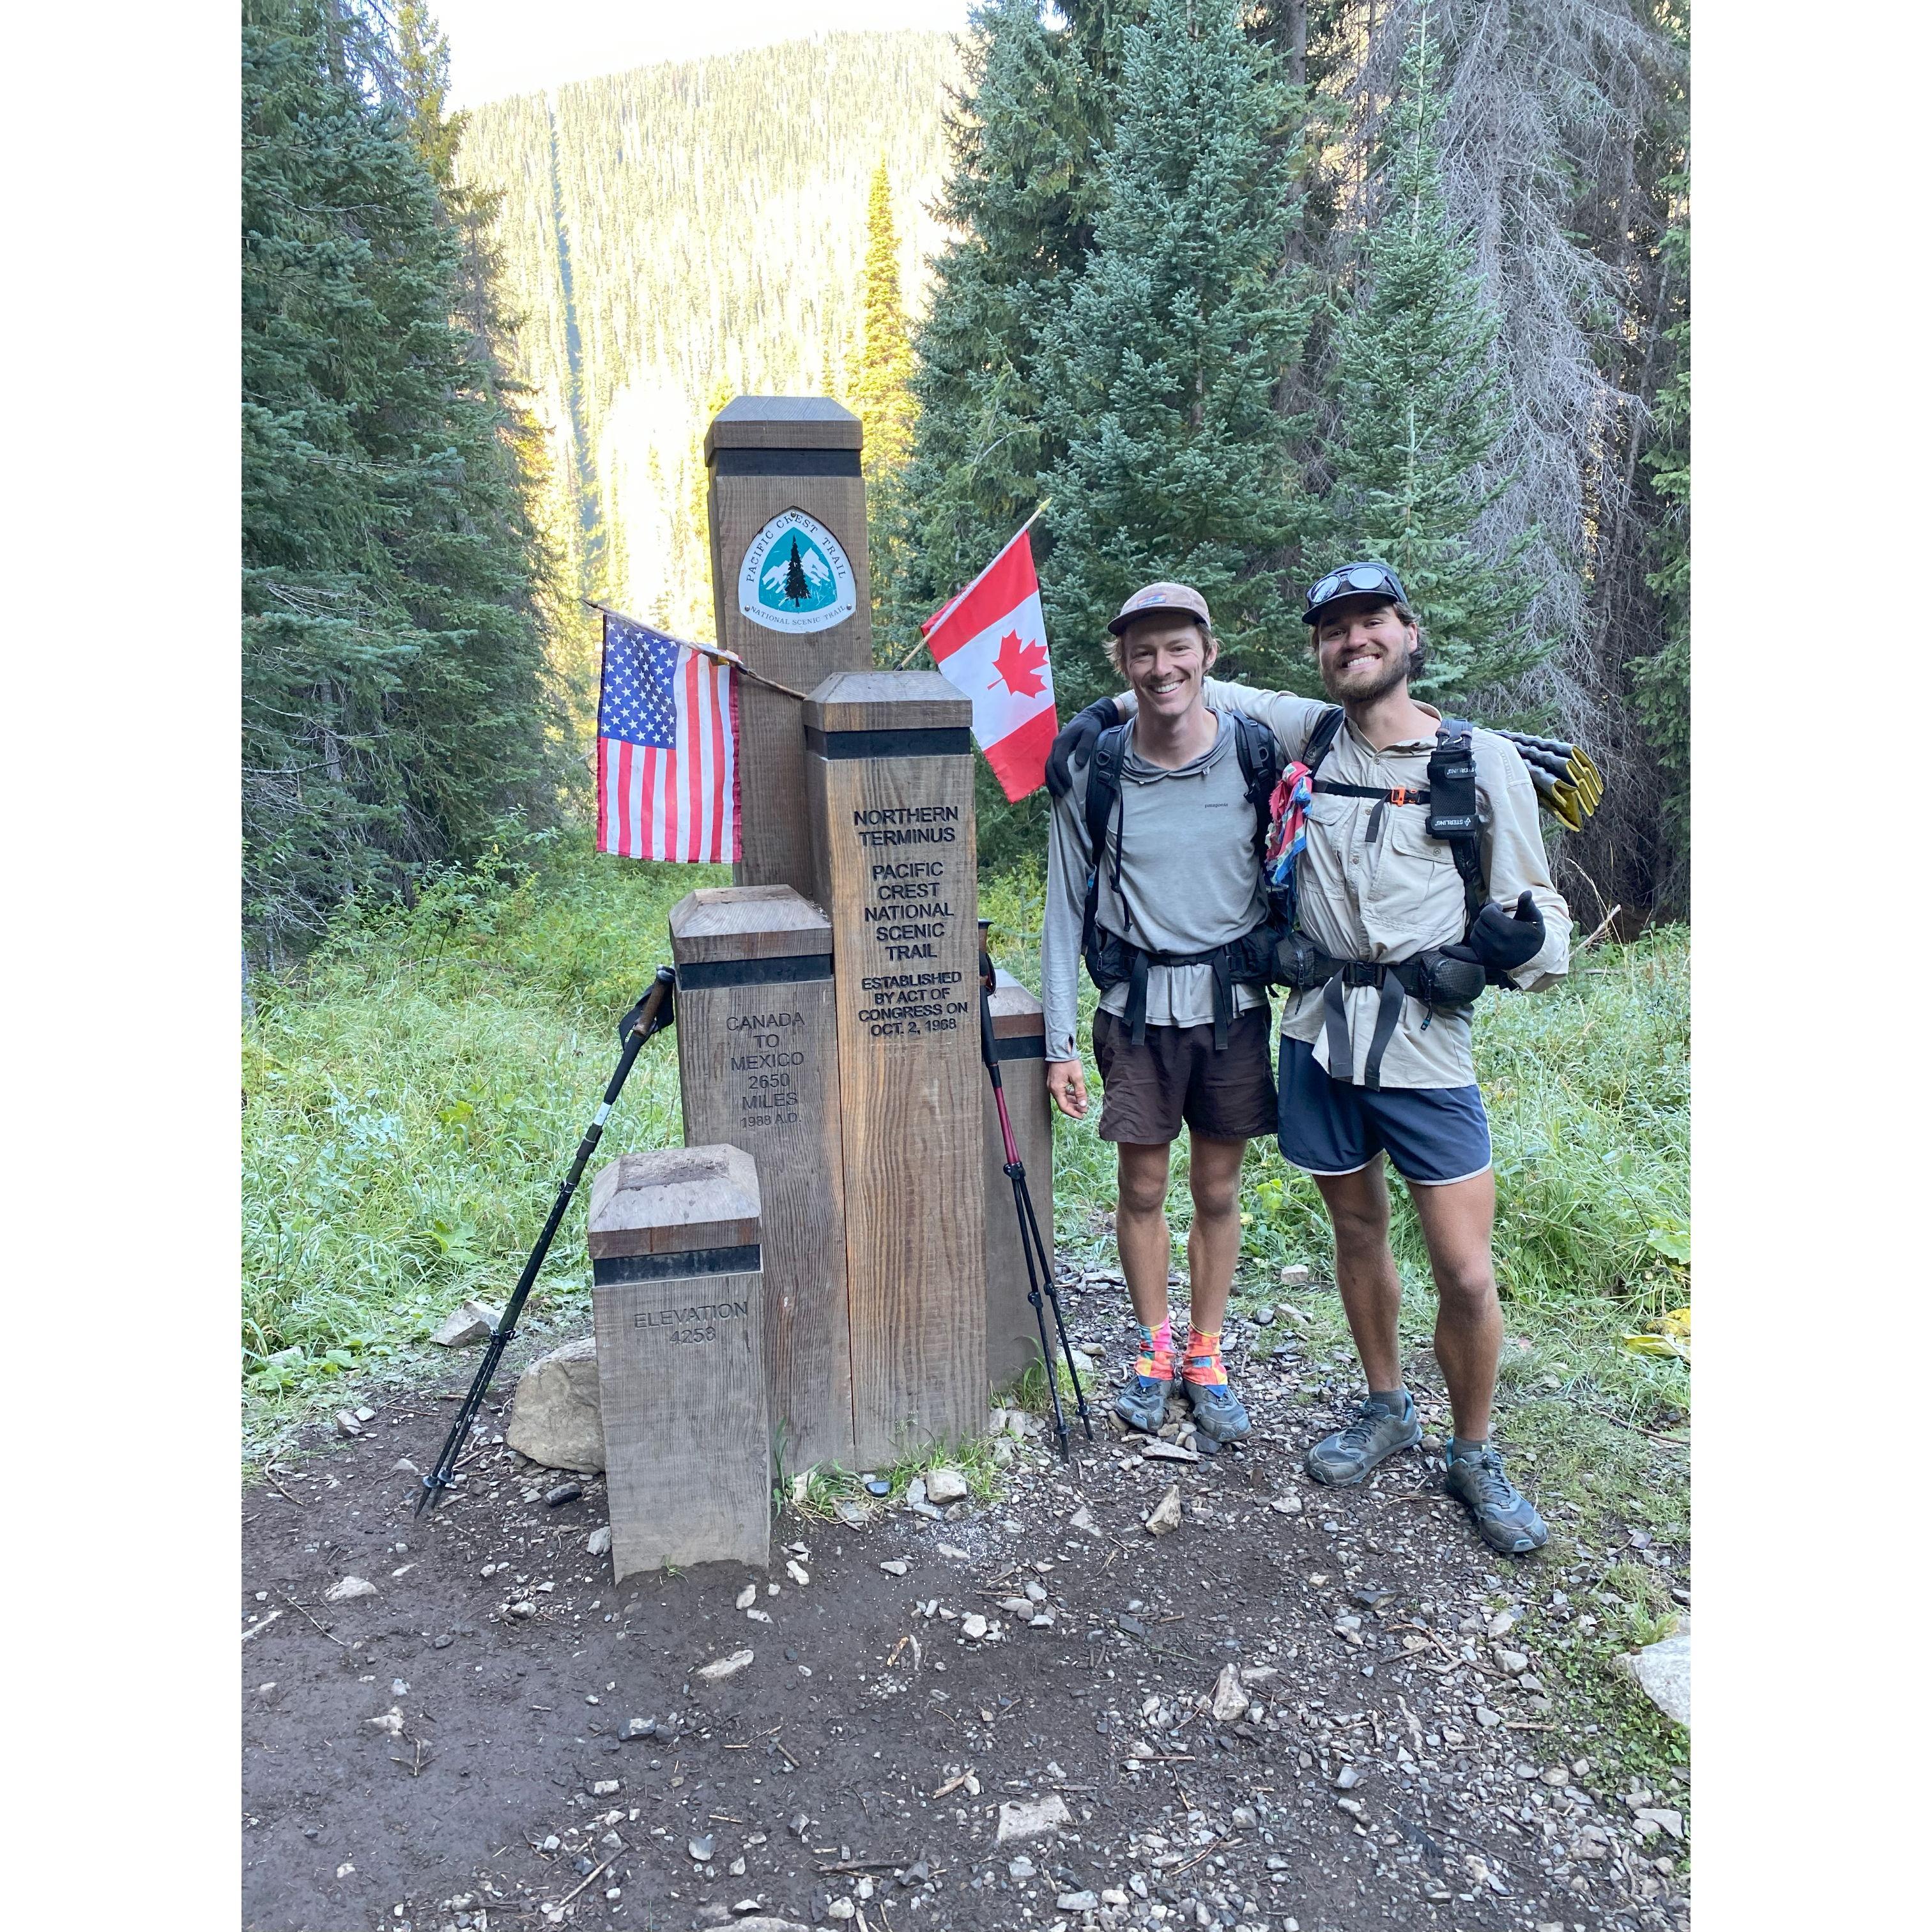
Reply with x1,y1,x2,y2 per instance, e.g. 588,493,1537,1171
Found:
587,1146,762,1261
802,670,971,737
670,885,833,969
988,970,1046,1046
703,395,862,459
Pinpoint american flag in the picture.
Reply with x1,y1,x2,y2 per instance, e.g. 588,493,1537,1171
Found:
595,612,740,863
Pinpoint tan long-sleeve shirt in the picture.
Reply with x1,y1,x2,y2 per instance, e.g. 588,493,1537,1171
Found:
1195,677,1572,1088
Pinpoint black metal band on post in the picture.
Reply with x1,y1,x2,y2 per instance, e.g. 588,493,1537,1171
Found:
591,1245,763,1285
674,954,832,991
804,726,974,761
993,1034,1046,1062
707,447,862,478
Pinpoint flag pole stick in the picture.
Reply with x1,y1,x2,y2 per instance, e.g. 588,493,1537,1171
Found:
894,498,1053,670
582,599,814,702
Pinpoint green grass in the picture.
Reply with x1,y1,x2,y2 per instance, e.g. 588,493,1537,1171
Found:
246,839,1690,1506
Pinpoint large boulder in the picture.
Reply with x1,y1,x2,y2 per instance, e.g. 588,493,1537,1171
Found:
1629,1620,1690,1728
507,1335,604,1472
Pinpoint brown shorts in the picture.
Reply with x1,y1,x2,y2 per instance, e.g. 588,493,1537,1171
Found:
1091,1006,1278,1145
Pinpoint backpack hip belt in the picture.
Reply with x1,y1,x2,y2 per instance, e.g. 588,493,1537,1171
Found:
1091,922,1277,1052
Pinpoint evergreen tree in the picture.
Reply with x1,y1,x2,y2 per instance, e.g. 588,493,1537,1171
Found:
1630,174,1689,867
1039,0,1313,701
850,159,917,478
884,0,1125,656
1319,6,1540,703
242,0,563,954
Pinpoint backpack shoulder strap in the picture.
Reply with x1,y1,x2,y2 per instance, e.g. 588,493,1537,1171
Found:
1427,720,1485,933
1080,721,1132,958
1230,712,1283,863
1301,704,1346,775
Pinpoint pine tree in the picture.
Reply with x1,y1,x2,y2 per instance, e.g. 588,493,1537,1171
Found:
1039,0,1313,701
242,0,563,953
1320,6,1540,703
783,537,811,606
884,0,1124,656
850,159,917,478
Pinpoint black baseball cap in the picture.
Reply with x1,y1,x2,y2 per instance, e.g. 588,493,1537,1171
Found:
1302,560,1409,626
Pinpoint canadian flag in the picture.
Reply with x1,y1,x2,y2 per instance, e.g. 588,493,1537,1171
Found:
921,526,1058,802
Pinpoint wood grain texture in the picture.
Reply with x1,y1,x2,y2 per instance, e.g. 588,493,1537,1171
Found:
586,1146,762,1259
588,1148,770,1579
802,670,968,735
670,887,854,1473
704,395,863,455
983,974,1055,1390
705,402,872,896
805,678,986,1465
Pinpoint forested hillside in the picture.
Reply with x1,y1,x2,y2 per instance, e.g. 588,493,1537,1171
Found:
242,0,567,961
458,33,962,658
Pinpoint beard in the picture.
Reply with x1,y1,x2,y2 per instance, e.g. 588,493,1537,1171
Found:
1319,647,1411,705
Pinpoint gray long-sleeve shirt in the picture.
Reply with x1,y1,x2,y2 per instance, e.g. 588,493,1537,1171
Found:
1041,710,1271,1063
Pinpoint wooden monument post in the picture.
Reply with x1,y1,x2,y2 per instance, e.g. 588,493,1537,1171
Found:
803,670,987,1464
982,969,1055,1390
703,397,873,898
588,1146,770,1579
668,885,855,1472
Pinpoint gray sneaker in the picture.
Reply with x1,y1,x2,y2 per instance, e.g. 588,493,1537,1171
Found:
1112,1375,1175,1435
1183,1376,1251,1443
1443,1445,1547,1555
1305,1395,1422,1485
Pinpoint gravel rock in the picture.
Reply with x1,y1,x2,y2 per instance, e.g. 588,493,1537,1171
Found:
1008,1855,1036,1881
1146,1485,1183,1536
697,1648,755,1683
390,1457,420,1476
688,1835,716,1861
961,1614,989,1641
995,1794,1071,1843
1209,1664,1250,1722
1057,1890,1099,1911
879,1560,909,1577
431,1300,502,1347
585,1526,611,1556
1494,1648,1530,1675
924,1467,969,1505
505,1336,606,1472
334,1411,363,1438
736,1584,759,1610
324,1575,377,1602
543,1481,583,1507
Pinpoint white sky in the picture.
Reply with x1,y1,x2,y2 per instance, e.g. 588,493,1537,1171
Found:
431,0,976,109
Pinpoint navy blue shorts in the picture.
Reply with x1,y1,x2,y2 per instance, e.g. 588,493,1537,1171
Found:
1276,1038,1492,1186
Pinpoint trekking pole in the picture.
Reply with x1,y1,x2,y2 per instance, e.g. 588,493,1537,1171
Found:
414,967,678,1517
976,923,1092,1461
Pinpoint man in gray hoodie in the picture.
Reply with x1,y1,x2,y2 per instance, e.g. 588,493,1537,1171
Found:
1041,583,1280,1446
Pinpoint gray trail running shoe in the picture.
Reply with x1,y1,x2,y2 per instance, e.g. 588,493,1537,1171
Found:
1112,1375,1176,1435
1443,1445,1547,1555
1183,1376,1251,1443
1305,1394,1422,1485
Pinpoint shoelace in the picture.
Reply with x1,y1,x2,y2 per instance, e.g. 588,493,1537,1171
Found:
1456,1448,1519,1510
1328,1399,1403,1454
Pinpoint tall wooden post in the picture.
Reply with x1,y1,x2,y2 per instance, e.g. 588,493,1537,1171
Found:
983,970,1055,1390
588,1146,770,1579
804,671,987,1464
704,397,873,897
669,884,855,1473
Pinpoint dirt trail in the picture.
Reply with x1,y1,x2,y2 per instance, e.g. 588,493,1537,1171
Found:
241,1280,1689,1932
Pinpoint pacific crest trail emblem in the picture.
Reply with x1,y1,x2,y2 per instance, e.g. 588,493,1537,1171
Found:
737,509,857,634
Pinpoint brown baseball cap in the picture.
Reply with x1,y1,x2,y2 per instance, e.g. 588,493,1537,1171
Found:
1107,581,1212,636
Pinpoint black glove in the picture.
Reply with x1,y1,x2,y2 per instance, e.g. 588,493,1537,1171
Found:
1043,698,1123,799
1468,891,1546,976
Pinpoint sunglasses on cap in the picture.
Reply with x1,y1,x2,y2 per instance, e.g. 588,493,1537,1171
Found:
1303,562,1407,621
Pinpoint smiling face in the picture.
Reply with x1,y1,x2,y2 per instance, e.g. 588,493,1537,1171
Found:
1313,595,1417,704
1116,613,1218,723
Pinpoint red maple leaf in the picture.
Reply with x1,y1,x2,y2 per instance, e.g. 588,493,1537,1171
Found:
990,627,1048,700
